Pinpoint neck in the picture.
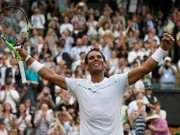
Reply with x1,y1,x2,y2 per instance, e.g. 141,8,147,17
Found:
90,72,104,83
20,112,24,115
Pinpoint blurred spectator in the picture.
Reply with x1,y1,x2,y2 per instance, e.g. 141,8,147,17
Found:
53,42,72,68
31,8,46,36
34,102,54,135
98,3,112,27
56,0,70,14
123,121,133,135
57,106,73,134
0,54,11,86
61,28,74,55
98,21,112,41
127,41,145,65
70,38,86,62
159,56,177,88
163,15,175,35
71,8,86,28
17,103,32,135
47,117,66,135
46,0,59,23
108,50,119,68
144,85,157,112
127,92,149,121
143,128,153,135
0,118,8,135
100,33,113,61
44,28,59,57
34,36,44,55
145,113,170,135
3,103,15,131
41,54,56,69
72,22,84,45
130,99,147,135
142,12,156,35
144,29,160,46
0,78,20,114
29,29,40,49
39,42,52,60
109,57,130,76
153,101,167,120
48,17,60,38
60,15,74,36
37,86,55,109
86,13,98,41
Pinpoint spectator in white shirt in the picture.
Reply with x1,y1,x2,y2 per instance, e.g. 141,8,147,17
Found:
31,8,46,36
128,41,145,66
71,38,86,62
60,15,74,36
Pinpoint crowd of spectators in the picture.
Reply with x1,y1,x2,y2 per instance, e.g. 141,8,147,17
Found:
0,0,180,134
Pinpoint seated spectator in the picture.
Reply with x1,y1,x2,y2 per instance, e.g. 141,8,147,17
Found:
159,56,177,88
145,113,170,135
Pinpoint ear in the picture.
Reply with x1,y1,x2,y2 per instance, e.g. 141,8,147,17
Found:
103,62,107,69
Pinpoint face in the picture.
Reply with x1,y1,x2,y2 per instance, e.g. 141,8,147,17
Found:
41,103,48,112
144,129,152,135
19,104,26,113
4,103,11,111
25,99,31,107
86,51,106,74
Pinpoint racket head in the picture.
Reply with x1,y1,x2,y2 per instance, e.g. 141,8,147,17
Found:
0,6,30,47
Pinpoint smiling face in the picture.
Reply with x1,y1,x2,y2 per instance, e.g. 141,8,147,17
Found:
85,50,106,74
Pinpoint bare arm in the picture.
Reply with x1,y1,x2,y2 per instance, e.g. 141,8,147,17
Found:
17,48,68,90
128,33,175,85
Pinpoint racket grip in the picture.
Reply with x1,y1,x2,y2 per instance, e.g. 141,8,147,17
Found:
18,60,27,83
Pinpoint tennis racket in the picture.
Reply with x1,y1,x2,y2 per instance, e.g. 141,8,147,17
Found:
0,6,30,83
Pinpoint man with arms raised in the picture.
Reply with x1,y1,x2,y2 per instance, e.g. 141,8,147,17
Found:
17,33,174,135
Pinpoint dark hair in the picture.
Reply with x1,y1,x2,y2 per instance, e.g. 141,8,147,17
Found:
85,48,106,64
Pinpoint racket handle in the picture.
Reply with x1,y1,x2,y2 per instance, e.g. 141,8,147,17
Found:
18,60,27,83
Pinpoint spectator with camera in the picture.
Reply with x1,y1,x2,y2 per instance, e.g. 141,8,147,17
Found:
159,56,177,88
37,86,55,109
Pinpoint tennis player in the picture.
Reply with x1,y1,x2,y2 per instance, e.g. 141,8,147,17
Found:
17,33,174,135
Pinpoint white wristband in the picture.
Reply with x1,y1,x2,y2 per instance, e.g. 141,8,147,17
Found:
30,60,45,73
151,47,167,62
25,55,31,62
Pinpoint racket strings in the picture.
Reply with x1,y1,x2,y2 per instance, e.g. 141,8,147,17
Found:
0,7,28,45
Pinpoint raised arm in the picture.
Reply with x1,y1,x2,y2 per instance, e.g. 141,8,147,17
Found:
17,48,68,90
128,33,175,85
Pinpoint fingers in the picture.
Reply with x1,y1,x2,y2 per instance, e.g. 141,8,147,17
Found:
163,33,175,44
